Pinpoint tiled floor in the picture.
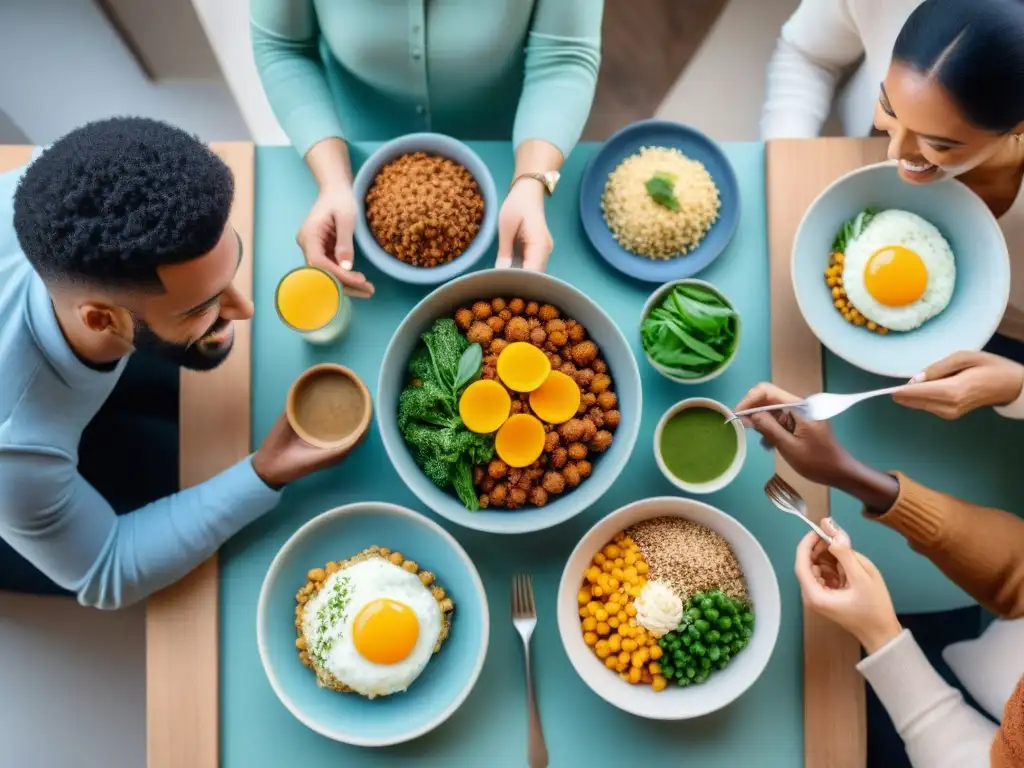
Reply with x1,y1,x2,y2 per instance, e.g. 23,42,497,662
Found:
0,2,803,765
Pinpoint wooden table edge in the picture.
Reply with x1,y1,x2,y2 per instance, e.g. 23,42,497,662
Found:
766,137,889,767
145,142,256,768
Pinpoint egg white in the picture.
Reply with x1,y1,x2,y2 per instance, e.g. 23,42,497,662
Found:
301,557,442,698
843,209,956,332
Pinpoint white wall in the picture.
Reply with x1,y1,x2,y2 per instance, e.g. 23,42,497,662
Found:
0,0,249,144
192,0,289,144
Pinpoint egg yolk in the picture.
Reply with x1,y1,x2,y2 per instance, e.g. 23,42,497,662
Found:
352,599,420,664
864,245,928,306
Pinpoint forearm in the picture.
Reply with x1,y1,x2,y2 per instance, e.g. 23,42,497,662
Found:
305,137,354,191
858,630,998,768
830,457,901,511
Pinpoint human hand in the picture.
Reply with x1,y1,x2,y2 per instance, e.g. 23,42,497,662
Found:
251,413,366,489
495,181,553,272
735,383,854,486
297,184,374,297
795,520,902,653
893,351,1024,419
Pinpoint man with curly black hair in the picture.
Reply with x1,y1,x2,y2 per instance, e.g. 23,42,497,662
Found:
0,117,353,608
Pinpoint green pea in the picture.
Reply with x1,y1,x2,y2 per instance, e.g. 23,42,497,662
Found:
692,642,707,657
662,665,675,678
730,641,743,654
717,616,733,630
704,608,720,621
721,631,735,644
708,645,721,662
695,670,709,684
677,677,690,687
700,657,712,671
686,607,702,622
715,593,730,609
741,626,753,639
716,659,729,671
686,666,696,678
708,630,723,645
682,634,693,647
688,625,701,639
692,592,707,604
673,650,685,663
700,599,714,612
694,619,711,633
742,612,755,625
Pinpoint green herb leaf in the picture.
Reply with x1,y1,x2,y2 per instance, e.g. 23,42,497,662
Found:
662,318,726,362
454,343,483,392
831,207,878,252
645,172,680,211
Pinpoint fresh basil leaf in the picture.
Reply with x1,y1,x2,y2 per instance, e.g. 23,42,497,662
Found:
670,292,718,336
454,343,483,391
645,172,680,211
676,285,725,306
663,320,726,362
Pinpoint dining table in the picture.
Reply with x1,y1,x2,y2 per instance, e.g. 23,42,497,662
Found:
2,136,1018,768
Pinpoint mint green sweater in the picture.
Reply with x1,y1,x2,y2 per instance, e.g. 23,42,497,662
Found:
250,0,603,157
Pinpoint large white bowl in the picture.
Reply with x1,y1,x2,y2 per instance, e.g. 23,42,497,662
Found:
792,161,1009,378
558,497,780,719
377,269,642,534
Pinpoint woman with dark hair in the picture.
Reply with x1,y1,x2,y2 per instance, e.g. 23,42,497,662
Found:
764,0,1024,421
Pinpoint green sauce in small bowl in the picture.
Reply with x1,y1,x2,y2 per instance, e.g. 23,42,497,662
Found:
654,398,746,493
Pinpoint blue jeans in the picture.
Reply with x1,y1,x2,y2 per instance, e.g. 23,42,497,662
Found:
0,354,179,596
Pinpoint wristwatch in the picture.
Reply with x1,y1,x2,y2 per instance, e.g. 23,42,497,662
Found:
510,170,560,196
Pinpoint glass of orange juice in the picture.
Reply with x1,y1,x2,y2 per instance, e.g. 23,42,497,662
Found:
275,266,351,344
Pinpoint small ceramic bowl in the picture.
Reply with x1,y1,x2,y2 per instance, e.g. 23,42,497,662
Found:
654,398,746,494
639,278,741,384
557,496,781,720
257,502,489,746
352,133,499,286
286,364,373,450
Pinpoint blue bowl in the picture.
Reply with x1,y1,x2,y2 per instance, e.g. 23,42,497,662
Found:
378,269,642,534
257,502,489,746
353,133,499,285
793,162,1009,378
579,119,740,283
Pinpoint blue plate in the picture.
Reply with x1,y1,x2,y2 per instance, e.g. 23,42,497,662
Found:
257,502,489,746
793,162,1010,379
579,119,740,283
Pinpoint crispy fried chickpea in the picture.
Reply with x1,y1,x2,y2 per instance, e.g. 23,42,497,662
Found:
543,431,560,452
593,359,608,374
538,304,560,322
568,442,588,461
307,568,326,582
575,368,595,389
403,560,418,573
467,321,493,345
549,447,569,470
508,298,525,314
455,307,474,330
650,645,663,661
603,410,621,429
510,400,524,414
558,418,586,442
597,391,618,410
489,338,508,355
596,621,611,636
471,301,492,319
504,316,530,342
563,463,582,487
568,322,586,343
489,482,508,506
559,361,577,378
628,666,643,684
590,373,612,394
548,330,569,347
487,315,505,334
481,476,496,493
604,655,619,670
491,297,507,313
542,471,566,494
389,552,404,565
487,459,508,479
528,486,549,506
499,308,512,322
652,675,668,692
582,616,597,631
527,317,542,330
529,327,547,346
570,340,598,366
545,319,567,335
583,631,598,646
587,407,605,428
525,301,540,316
581,418,598,442
506,487,526,507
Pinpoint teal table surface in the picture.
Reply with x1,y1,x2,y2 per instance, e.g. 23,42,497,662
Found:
222,141,806,766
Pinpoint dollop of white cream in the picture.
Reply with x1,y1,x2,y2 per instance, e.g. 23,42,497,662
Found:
634,580,683,638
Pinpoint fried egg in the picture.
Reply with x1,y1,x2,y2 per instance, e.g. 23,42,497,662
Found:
301,557,442,698
843,210,955,332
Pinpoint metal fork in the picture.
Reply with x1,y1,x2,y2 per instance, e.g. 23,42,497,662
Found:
726,384,910,424
512,574,548,768
764,475,833,544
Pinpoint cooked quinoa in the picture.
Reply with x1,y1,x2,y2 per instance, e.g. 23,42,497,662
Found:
628,517,747,602
601,146,721,260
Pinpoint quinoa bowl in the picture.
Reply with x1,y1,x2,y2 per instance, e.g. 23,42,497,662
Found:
579,119,740,284
353,133,499,286
377,269,642,535
557,496,780,719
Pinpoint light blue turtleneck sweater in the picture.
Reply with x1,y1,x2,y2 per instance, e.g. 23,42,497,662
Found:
0,162,281,609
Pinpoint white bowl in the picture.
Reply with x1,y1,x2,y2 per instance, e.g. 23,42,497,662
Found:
557,497,780,720
639,279,742,384
654,398,746,494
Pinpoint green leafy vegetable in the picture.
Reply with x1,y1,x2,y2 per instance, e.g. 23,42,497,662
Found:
397,319,493,511
640,283,737,378
831,207,877,252
645,171,680,211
